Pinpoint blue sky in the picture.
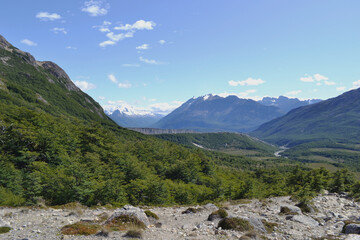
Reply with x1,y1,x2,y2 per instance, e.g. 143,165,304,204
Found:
1,0,360,114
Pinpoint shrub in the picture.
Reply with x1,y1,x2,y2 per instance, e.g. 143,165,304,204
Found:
61,221,101,235
208,209,228,221
0,187,25,206
218,217,254,231
125,229,142,238
181,207,202,214
145,210,159,220
0,227,11,234
104,215,146,231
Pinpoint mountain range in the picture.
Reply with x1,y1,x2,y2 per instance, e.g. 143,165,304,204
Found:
251,88,360,146
150,94,321,132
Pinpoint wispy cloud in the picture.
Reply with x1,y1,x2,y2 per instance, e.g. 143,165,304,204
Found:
81,0,109,16
99,40,116,47
114,20,156,31
139,56,164,65
36,12,62,21
97,19,156,48
218,89,258,99
336,86,346,91
108,74,118,83
52,27,67,35
118,82,132,88
98,96,106,100
74,81,96,91
352,80,360,89
93,21,112,32
300,74,335,86
66,46,77,50
229,78,265,86
136,44,149,50
21,39,37,46
122,63,140,67
159,40,166,45
285,90,302,96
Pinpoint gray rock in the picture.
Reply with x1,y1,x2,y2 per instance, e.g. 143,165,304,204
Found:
107,205,150,227
345,224,360,234
288,215,319,227
280,205,302,215
248,217,267,233
346,235,360,240
204,203,218,211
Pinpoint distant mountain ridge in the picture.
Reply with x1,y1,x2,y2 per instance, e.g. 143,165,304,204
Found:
151,94,320,133
252,88,360,146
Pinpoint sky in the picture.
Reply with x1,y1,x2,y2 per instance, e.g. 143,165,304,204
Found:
1,0,360,114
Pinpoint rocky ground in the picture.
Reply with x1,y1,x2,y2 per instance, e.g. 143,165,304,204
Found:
1,192,360,240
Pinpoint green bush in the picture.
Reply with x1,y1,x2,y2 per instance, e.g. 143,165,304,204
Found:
218,217,254,231
0,227,11,234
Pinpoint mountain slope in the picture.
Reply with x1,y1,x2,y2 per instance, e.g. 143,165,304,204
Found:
258,96,322,113
251,88,360,146
0,34,108,124
153,94,284,132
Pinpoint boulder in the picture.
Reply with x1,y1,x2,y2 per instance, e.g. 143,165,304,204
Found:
107,205,150,227
345,224,360,234
288,215,319,227
280,205,302,215
204,203,219,211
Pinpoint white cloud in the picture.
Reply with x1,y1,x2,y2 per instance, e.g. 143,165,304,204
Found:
36,12,61,21
136,44,149,50
99,40,116,47
66,46,77,50
139,56,164,65
352,80,360,89
81,0,109,16
300,74,334,86
21,39,37,46
122,63,140,67
52,27,67,34
285,90,302,96
74,81,96,91
300,76,314,82
98,96,105,100
336,86,346,91
314,74,328,81
218,89,257,99
118,82,132,88
97,20,155,48
108,74,118,83
324,81,336,86
114,20,156,31
229,78,265,86
148,102,182,115
159,40,166,45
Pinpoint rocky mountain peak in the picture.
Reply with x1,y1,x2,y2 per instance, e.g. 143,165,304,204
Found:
0,34,12,49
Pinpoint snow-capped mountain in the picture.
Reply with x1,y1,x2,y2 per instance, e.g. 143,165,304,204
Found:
104,104,165,128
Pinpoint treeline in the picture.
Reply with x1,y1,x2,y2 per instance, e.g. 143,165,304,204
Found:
1,104,360,207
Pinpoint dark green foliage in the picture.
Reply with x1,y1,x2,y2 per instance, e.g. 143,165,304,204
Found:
0,227,11,234
218,217,254,231
125,229,143,238
208,209,228,220
351,181,360,201
144,210,159,220
182,207,202,214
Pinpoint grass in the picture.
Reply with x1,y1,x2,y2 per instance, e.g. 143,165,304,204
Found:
218,217,254,232
61,221,101,235
181,207,203,214
144,210,159,220
0,227,11,234
261,219,278,233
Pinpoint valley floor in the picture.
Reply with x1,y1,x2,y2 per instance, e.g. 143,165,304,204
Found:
1,193,360,240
